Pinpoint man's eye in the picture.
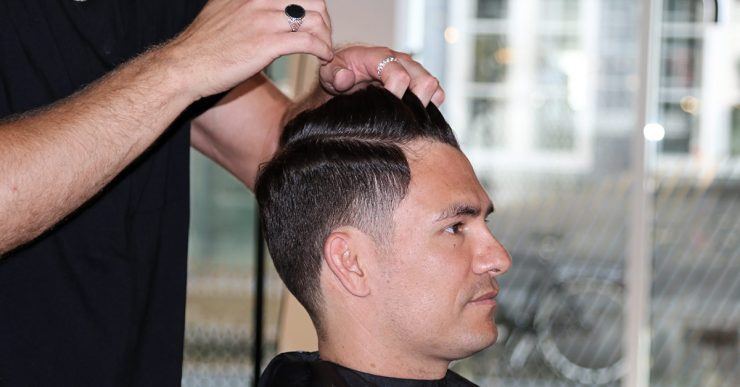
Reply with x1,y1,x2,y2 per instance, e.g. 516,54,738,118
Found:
444,222,463,235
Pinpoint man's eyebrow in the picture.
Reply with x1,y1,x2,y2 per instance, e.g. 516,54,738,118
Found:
435,202,495,222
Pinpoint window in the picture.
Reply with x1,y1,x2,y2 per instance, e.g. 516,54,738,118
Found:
663,0,704,23
476,0,508,19
732,105,740,156
660,101,697,153
405,0,739,385
473,34,509,83
445,0,594,173
185,154,259,384
467,98,508,148
661,37,702,89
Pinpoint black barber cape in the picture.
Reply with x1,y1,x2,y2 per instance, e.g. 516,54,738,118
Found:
0,1,214,385
259,352,478,387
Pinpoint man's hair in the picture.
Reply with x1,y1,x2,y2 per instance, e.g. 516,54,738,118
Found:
255,86,459,324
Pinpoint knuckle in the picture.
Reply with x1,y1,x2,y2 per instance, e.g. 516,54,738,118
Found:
286,33,308,49
303,34,328,54
434,90,446,103
372,47,393,58
305,12,327,31
307,11,321,22
396,52,413,62
297,33,314,46
421,76,439,92
391,71,411,85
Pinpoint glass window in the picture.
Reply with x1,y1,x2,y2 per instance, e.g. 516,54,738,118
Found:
650,1,740,386
732,105,740,156
663,0,704,23
536,34,580,86
598,87,634,111
467,98,508,148
473,34,509,83
660,101,696,153
477,0,508,19
430,0,738,385
539,0,581,23
661,37,702,88
534,96,576,151
184,153,258,384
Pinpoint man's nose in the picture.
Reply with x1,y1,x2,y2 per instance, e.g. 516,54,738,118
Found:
472,230,512,276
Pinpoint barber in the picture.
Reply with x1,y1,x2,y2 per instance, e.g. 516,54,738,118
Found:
0,0,443,385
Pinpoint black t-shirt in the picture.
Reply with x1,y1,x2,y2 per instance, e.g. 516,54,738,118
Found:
259,352,478,387
0,1,211,385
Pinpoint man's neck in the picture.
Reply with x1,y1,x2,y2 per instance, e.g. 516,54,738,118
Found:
317,322,451,380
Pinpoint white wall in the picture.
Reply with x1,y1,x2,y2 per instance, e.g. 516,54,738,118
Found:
326,0,398,47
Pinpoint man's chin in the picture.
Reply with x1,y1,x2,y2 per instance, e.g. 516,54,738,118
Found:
475,324,498,352
449,324,498,360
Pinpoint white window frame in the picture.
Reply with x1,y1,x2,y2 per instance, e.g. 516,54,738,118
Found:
444,0,597,174
654,0,740,177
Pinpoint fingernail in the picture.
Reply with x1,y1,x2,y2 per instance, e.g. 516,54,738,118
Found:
333,67,347,77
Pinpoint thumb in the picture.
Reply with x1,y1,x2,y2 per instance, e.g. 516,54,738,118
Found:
319,57,355,94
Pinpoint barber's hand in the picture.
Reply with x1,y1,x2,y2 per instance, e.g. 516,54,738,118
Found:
167,0,333,99
318,46,444,106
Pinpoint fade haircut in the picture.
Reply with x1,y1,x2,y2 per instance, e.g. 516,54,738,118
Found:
255,86,459,325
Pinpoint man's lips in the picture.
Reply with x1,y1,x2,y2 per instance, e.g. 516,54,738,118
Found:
469,290,498,304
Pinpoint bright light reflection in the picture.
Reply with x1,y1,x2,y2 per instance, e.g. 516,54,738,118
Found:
680,96,700,115
643,123,666,142
444,27,460,44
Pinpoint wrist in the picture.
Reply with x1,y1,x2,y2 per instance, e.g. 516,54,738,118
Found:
282,84,328,127
135,43,200,106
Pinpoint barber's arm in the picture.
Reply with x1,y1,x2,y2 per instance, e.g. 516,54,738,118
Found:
0,0,333,254
191,46,445,190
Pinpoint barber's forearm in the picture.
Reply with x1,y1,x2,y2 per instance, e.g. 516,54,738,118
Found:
0,47,195,254
191,75,333,190
191,74,290,190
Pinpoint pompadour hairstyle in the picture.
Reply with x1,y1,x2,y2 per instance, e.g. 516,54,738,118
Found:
255,86,459,325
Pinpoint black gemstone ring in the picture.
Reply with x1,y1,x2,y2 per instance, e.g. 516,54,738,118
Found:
285,4,306,32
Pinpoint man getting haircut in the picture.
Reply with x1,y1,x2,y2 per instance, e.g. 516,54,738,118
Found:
255,86,511,386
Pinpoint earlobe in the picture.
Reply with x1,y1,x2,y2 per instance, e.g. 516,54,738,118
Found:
324,230,371,297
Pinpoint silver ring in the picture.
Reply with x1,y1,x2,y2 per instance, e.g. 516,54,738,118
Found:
376,56,398,78
285,4,306,32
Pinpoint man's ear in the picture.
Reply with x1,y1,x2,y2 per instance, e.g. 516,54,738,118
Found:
323,228,371,297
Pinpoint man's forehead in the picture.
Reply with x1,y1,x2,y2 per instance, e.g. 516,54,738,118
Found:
401,141,491,215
